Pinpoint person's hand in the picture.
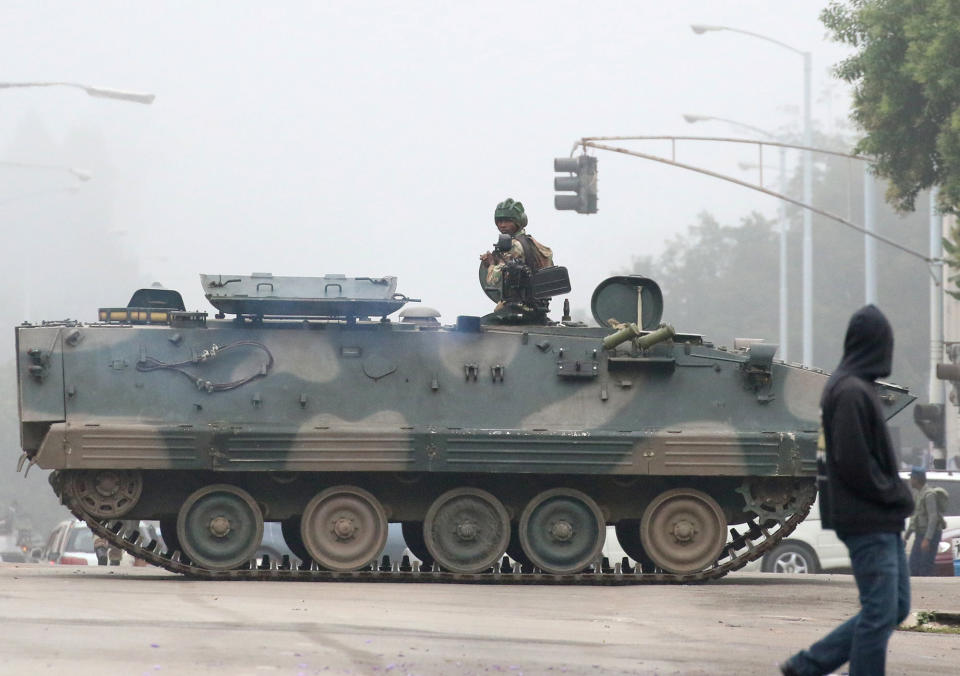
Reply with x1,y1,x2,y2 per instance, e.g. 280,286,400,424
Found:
920,538,931,552
480,251,494,267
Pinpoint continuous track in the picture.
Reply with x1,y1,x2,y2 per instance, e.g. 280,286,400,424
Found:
64,482,816,585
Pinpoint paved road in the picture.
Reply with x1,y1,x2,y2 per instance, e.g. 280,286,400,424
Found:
0,564,956,675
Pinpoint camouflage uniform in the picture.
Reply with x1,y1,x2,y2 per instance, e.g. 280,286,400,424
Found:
482,199,554,309
483,227,554,291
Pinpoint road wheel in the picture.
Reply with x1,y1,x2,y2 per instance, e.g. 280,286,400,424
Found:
640,488,726,575
762,542,820,574
300,486,387,571
401,521,434,569
423,488,510,574
519,488,605,575
176,484,264,570
614,519,657,573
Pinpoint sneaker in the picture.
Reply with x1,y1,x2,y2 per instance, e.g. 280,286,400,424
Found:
779,662,801,676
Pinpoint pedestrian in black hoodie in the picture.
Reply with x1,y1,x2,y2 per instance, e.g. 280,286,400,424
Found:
781,305,914,676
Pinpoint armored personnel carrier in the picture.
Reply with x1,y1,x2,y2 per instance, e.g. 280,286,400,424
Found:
13,271,913,582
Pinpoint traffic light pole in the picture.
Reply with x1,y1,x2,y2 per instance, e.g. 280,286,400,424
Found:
577,138,933,269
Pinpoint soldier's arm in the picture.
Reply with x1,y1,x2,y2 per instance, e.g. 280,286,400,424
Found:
485,263,504,289
922,491,939,541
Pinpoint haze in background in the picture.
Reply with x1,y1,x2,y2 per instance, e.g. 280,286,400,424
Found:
2,1,939,535
1,1,862,347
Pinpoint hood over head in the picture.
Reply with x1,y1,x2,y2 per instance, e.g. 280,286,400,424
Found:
821,305,893,405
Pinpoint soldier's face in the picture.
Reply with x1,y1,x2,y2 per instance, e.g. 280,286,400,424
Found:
496,219,518,235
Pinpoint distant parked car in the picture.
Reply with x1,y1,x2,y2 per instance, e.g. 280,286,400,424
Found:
40,519,100,565
40,519,144,566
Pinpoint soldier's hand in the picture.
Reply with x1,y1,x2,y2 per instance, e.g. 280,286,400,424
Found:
480,252,494,267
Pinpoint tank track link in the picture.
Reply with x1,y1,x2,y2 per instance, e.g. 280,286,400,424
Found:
62,482,816,584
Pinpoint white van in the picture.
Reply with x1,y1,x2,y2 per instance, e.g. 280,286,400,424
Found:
750,471,960,574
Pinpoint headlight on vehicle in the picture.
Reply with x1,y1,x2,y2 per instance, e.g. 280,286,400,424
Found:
937,540,951,554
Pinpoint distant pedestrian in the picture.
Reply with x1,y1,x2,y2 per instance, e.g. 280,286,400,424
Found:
906,467,947,576
781,306,914,676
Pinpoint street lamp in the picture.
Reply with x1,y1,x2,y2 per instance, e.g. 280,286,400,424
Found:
0,81,155,104
682,114,777,141
691,24,813,366
685,114,789,361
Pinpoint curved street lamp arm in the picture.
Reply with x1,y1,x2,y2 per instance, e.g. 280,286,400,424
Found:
580,135,871,162
690,25,807,56
0,160,91,181
0,81,154,104
683,114,777,140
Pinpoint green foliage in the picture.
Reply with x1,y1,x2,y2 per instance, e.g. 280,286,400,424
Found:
821,0,960,214
629,211,780,344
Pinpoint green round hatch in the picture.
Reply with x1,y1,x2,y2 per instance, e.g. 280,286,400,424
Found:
590,276,663,329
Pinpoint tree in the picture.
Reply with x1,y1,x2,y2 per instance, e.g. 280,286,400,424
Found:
626,133,931,449
821,0,960,214
629,211,780,345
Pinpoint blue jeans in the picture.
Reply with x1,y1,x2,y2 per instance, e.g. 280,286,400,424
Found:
909,529,942,576
784,532,910,676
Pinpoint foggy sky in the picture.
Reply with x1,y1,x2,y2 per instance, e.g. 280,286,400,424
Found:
2,1,861,355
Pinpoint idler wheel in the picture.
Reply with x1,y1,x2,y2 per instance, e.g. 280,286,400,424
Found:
281,516,311,565
614,519,657,573
300,486,387,571
518,488,605,575
176,484,264,571
67,469,143,518
640,488,727,575
401,522,434,569
423,488,510,574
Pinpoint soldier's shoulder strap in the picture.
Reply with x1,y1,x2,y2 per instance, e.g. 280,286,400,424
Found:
513,233,541,271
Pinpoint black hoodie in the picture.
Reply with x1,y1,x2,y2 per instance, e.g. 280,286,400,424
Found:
818,305,914,536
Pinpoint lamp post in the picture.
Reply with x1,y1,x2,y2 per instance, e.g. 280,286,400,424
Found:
684,114,789,361
0,81,155,104
691,24,813,366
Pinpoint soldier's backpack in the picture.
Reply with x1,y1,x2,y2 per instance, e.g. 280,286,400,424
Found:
931,486,949,516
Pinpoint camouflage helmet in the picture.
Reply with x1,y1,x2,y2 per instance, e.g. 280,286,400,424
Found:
494,198,528,229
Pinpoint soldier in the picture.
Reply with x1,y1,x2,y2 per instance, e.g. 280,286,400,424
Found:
906,467,947,576
93,535,109,565
479,198,553,312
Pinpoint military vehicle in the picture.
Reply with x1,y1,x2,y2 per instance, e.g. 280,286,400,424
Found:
13,269,914,582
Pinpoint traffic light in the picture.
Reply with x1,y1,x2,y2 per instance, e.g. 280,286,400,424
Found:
914,403,945,449
553,155,597,214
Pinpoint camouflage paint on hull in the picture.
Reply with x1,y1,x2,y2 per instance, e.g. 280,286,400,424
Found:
19,320,910,478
